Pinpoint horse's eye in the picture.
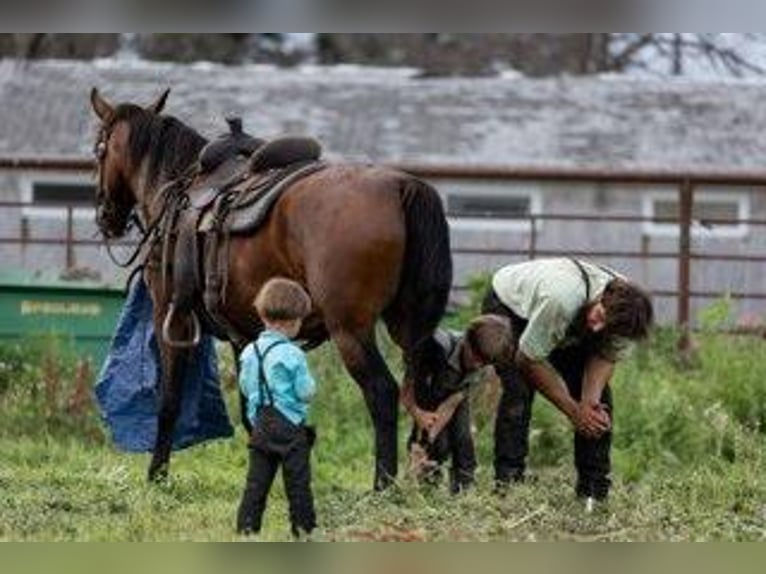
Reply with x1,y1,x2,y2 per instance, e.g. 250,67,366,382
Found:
95,141,107,160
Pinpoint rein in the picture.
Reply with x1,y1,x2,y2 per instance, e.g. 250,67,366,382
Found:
101,176,190,270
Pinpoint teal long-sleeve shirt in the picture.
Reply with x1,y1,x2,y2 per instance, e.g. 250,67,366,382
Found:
238,330,316,425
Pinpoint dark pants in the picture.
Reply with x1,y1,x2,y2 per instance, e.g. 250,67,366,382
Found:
408,398,477,493
483,289,613,499
237,408,316,536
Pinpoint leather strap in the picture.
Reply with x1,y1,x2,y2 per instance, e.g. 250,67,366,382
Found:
570,258,617,302
255,340,289,408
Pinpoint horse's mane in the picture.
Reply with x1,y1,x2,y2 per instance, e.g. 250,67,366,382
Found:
110,104,208,187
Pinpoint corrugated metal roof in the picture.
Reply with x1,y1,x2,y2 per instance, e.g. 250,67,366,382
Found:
2,58,766,170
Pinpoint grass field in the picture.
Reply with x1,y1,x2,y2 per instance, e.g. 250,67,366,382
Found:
1,317,765,541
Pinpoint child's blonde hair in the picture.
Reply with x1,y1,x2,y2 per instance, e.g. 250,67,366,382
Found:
254,278,312,322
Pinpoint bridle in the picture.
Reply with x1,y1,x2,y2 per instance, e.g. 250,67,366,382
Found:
94,119,200,299
94,121,161,269
94,124,123,236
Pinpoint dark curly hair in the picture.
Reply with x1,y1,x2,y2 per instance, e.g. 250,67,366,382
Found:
601,279,654,341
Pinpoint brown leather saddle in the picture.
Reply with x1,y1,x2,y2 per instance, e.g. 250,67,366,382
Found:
162,120,325,348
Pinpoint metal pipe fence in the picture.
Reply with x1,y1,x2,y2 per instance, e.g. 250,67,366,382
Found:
2,157,766,350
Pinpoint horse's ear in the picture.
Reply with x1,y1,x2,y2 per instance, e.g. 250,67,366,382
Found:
146,88,171,115
90,87,114,121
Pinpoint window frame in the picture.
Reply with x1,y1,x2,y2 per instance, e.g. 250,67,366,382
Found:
641,188,751,239
440,180,543,232
21,173,97,220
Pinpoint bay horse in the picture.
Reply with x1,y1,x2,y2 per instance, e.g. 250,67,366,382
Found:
90,88,452,489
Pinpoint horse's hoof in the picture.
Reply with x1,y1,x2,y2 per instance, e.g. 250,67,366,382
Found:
147,465,169,484
373,473,396,491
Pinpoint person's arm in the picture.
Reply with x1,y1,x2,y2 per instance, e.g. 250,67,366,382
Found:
516,352,610,437
401,375,438,431
428,390,467,442
582,354,615,405
514,295,609,437
291,351,316,402
238,346,256,400
578,355,615,433
515,352,579,422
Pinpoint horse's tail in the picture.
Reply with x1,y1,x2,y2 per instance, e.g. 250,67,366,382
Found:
391,176,453,357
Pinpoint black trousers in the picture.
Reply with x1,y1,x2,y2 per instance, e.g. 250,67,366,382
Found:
482,289,613,499
408,398,477,493
237,409,316,536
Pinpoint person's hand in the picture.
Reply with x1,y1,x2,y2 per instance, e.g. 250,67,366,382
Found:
413,407,438,432
427,391,467,442
573,402,611,437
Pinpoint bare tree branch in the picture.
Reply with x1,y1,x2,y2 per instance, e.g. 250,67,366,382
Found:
610,33,655,71
604,33,766,78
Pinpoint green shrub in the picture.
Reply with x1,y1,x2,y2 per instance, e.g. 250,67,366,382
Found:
3,289,765,489
0,342,28,396
697,295,734,332
0,335,105,444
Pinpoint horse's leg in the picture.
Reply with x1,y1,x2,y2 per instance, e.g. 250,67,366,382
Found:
147,312,191,482
331,329,400,490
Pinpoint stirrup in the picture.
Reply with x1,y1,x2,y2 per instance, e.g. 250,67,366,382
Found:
162,303,201,348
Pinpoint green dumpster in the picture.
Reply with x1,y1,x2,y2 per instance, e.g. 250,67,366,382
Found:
0,270,126,367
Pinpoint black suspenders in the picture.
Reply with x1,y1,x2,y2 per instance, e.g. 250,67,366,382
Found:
255,341,287,409
569,258,617,303
570,258,592,302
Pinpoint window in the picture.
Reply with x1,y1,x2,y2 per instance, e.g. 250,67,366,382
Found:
448,194,531,219
441,181,542,232
642,190,750,238
22,177,96,219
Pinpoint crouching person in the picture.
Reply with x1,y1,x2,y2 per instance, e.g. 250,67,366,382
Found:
403,315,516,493
237,278,318,539
484,258,653,503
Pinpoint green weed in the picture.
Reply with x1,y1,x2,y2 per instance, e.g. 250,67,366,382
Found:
1,296,765,540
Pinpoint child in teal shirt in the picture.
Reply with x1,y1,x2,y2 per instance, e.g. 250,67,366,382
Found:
236,278,317,538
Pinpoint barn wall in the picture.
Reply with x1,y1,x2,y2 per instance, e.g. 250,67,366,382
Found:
431,177,766,324
1,168,764,325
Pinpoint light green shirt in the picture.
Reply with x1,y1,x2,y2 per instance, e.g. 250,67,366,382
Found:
492,258,632,362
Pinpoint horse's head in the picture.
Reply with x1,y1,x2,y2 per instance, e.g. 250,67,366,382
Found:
90,87,171,238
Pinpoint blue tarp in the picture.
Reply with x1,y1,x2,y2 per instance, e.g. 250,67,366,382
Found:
94,277,234,452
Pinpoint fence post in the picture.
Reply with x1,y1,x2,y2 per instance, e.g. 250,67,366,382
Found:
66,205,75,270
528,214,537,260
677,178,694,358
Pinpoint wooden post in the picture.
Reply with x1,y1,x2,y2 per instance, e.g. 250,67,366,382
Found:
677,179,694,359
